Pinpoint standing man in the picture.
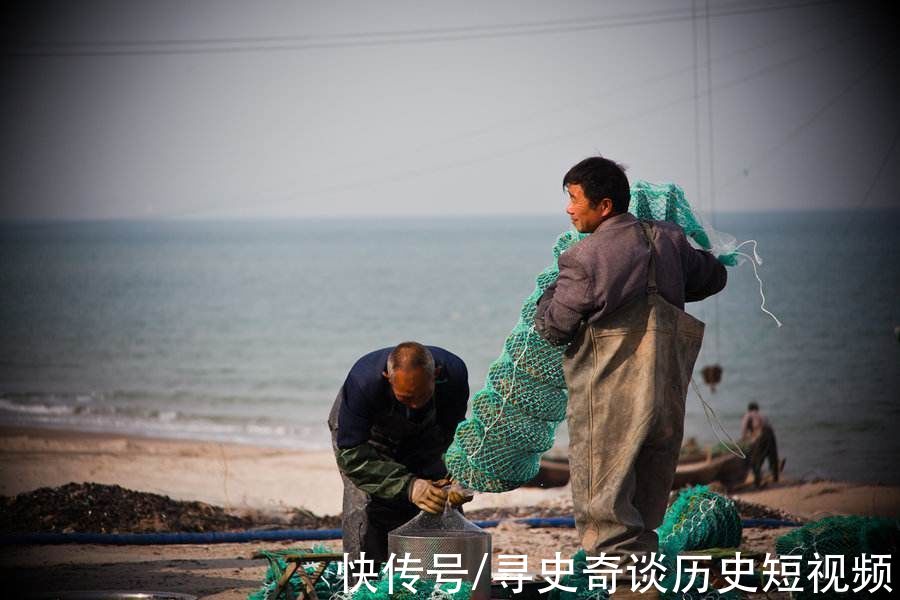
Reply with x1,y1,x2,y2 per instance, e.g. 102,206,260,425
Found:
741,401,780,487
327,341,470,564
534,157,727,558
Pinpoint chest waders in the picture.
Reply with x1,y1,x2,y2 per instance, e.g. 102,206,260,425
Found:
563,221,705,555
328,392,448,564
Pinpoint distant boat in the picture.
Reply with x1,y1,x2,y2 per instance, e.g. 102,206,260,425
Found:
525,446,752,491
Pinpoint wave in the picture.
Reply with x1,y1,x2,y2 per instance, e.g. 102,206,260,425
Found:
0,392,332,450
0,397,76,416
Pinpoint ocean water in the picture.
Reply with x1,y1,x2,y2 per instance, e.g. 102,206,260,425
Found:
1,211,898,484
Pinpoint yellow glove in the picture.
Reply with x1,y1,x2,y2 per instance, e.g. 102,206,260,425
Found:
408,478,448,514
447,483,474,507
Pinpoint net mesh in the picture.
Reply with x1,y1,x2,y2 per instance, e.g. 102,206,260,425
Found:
549,487,743,599
444,229,583,492
775,516,899,599
658,485,743,555
446,181,727,492
247,545,343,600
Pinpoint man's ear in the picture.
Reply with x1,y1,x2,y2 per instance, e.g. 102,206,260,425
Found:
600,197,615,216
434,365,443,378
382,370,390,380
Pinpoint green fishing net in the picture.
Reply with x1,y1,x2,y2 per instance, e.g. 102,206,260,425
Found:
775,516,899,599
659,485,743,555
248,546,343,600
444,228,583,492
658,486,744,600
446,181,730,493
549,549,610,600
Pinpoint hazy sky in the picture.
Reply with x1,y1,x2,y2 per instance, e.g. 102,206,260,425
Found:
2,0,898,219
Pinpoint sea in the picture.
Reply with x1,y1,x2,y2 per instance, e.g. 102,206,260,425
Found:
1,210,898,484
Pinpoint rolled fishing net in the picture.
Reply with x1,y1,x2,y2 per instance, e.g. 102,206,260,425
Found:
775,516,899,599
444,229,585,492
631,180,741,266
549,487,743,600
447,181,750,492
632,181,781,326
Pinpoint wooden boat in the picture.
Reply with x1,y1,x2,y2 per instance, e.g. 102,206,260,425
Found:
525,443,750,490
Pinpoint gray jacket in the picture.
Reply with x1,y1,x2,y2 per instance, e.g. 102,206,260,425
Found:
535,212,726,346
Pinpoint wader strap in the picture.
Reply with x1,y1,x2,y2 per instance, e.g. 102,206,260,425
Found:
639,221,659,295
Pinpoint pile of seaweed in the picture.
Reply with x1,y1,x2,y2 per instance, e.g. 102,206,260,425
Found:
0,482,340,534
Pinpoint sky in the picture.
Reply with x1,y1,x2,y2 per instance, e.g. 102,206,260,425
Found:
1,0,898,219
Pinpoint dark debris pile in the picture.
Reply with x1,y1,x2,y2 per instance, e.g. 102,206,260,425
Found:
0,482,801,536
0,482,336,534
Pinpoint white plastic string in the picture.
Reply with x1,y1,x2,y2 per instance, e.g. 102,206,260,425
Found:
691,378,746,459
429,588,454,600
661,492,734,547
467,325,533,459
732,238,762,265
732,239,782,328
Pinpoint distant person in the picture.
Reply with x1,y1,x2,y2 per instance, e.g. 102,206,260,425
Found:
327,342,471,564
741,401,780,487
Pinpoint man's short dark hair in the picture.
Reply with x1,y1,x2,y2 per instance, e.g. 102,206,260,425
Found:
748,402,759,412
563,156,630,213
387,341,435,376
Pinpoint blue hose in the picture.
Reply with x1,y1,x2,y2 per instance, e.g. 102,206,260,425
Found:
0,528,344,546
0,516,799,546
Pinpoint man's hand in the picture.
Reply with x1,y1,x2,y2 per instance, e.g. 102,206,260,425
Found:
409,478,448,514
447,483,474,507
432,478,474,507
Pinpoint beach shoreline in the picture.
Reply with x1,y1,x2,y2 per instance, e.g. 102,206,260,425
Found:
4,425,900,519
1,425,898,599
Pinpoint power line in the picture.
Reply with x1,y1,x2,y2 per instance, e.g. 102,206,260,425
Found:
170,19,872,218
197,10,859,217
716,48,897,193
856,125,900,212
692,0,703,215
6,0,840,57
705,0,722,358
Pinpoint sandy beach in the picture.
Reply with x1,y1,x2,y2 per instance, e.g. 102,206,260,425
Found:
1,426,898,599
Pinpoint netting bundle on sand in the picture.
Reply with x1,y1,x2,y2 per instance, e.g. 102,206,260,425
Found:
658,485,743,555
549,487,743,600
775,515,899,599
446,182,729,493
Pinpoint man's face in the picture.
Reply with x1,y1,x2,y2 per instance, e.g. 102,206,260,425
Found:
566,184,612,233
385,368,435,410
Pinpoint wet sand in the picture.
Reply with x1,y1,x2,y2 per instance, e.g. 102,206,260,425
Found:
1,426,897,599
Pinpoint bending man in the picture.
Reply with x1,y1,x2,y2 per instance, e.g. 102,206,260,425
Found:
328,341,470,563
535,157,727,557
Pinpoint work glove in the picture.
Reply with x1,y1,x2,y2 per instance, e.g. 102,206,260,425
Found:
447,483,474,507
432,478,474,507
408,477,448,514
